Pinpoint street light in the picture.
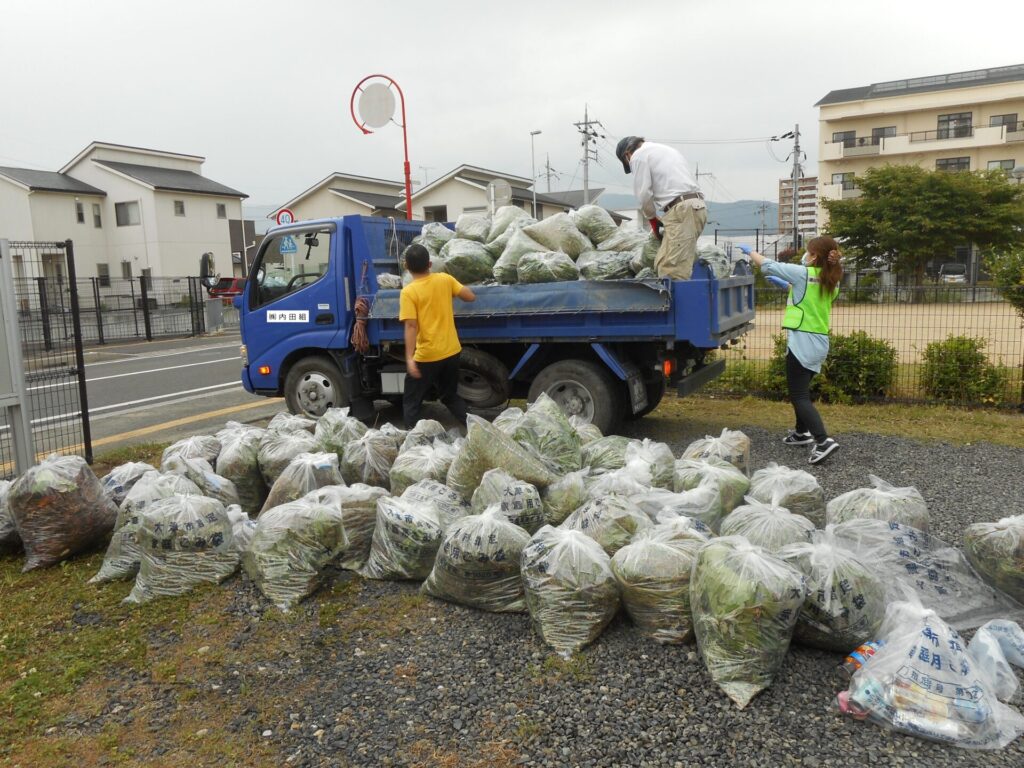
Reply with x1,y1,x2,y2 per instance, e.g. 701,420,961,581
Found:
530,130,542,218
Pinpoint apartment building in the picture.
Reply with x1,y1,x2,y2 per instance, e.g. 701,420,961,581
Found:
778,176,818,237
817,63,1024,225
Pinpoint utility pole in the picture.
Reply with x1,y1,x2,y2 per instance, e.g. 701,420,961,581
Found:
790,123,802,250
694,163,713,191
541,154,560,193
418,166,433,186
574,105,603,204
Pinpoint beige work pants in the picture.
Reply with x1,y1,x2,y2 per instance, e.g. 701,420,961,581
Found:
655,198,708,280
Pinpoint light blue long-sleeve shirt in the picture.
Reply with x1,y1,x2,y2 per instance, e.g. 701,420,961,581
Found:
761,260,830,372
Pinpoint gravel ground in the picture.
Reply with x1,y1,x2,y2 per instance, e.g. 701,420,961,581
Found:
227,422,1024,768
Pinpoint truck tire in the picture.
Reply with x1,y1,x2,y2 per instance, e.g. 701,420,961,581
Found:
458,348,510,409
626,376,666,420
529,359,622,435
284,356,349,418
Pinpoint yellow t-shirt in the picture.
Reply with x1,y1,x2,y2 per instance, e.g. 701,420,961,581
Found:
398,273,464,363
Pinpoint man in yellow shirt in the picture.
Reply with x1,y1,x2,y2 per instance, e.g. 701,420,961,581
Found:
399,243,476,428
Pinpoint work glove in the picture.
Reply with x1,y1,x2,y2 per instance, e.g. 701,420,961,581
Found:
736,245,752,255
767,276,789,289
649,218,664,240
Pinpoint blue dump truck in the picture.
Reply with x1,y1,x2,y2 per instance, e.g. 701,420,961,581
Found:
237,216,754,434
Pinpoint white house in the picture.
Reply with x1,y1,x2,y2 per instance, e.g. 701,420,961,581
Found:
270,172,405,223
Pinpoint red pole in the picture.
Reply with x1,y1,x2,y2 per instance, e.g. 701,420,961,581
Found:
351,74,412,220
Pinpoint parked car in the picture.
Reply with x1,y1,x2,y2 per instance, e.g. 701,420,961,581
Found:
938,263,967,284
208,277,245,297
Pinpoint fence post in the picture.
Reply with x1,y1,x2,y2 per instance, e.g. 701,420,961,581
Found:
714,229,718,245
63,241,93,464
129,279,140,337
139,276,153,341
92,277,105,345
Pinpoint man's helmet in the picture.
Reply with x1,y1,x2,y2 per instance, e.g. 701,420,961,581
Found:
616,136,642,174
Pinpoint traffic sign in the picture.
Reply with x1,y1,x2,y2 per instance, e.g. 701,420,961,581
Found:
276,208,295,225
279,236,298,255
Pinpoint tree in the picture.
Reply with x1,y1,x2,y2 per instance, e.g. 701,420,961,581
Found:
822,165,1024,286
985,248,1024,323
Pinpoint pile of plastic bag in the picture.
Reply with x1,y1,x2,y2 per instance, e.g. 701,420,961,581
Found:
216,423,267,516
748,463,826,527
718,497,816,554
260,452,344,514
681,429,752,476
963,515,1024,602
360,496,444,581
826,474,929,531
471,469,545,534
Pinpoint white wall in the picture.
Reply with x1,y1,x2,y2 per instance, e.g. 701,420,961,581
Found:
153,191,239,277
290,185,373,222
410,179,490,220
0,179,33,240
27,192,109,276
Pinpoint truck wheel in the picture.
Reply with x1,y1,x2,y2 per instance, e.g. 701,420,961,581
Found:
284,356,348,418
459,348,510,409
529,359,622,435
626,376,666,420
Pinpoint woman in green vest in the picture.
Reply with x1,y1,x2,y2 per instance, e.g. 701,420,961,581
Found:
738,237,844,465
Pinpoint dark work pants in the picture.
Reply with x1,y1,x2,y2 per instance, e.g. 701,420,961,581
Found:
403,353,467,429
785,350,828,443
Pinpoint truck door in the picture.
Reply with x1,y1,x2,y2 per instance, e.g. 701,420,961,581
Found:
242,224,342,391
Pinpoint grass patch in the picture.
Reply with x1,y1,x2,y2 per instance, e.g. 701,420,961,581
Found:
90,441,171,477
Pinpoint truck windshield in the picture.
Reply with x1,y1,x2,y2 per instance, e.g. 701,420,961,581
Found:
251,228,332,308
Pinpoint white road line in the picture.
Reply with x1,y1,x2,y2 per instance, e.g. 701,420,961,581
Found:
83,341,240,367
26,356,241,391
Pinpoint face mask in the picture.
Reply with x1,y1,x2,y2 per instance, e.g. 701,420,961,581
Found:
801,252,812,266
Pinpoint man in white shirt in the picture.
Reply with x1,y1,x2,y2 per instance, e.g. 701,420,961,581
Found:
616,136,707,280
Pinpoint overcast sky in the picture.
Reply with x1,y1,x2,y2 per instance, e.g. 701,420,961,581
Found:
3,0,1023,217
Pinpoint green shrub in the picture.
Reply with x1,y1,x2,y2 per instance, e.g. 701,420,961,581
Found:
843,273,880,304
768,331,898,404
921,336,1006,404
985,249,1024,322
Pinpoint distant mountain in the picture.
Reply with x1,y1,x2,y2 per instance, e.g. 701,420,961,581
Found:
598,193,779,235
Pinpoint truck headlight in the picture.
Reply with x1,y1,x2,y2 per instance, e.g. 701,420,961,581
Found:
240,344,248,366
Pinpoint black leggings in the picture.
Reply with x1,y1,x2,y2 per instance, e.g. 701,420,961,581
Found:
402,353,467,429
785,350,827,443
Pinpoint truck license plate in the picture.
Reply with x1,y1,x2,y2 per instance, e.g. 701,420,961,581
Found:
627,373,648,414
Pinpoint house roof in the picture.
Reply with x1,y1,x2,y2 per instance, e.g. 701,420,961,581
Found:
329,188,403,211
60,140,205,174
93,160,247,198
540,188,605,209
508,186,574,208
397,165,533,209
0,166,107,196
815,62,1024,106
272,171,404,215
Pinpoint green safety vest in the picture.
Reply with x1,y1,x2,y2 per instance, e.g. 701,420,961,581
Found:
782,266,838,335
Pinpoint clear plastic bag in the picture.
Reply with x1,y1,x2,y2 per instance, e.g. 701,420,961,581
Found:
624,439,675,490
227,504,257,552
487,205,532,243
696,243,731,279
9,455,118,571
216,426,268,516
568,415,602,446
422,504,531,613
681,429,752,477
631,486,724,532
341,429,400,489
162,455,240,509
260,452,344,515
629,234,661,274
400,419,448,453
523,214,592,259
359,496,444,581
124,494,239,604
572,205,619,245
258,428,319,486
648,515,714,543
826,474,929,532
748,462,826,528
963,515,1024,603
516,251,580,284
690,536,807,708
455,213,491,243
719,497,815,554
160,435,221,471
485,216,535,260
267,412,317,434
493,228,547,284
521,525,620,658
0,480,18,552
560,495,652,556
418,222,455,252
314,407,369,460
825,518,1024,630
446,414,557,499
308,484,390,571
674,457,750,519
400,479,471,530
580,436,636,475
440,238,494,284
778,540,887,651
836,601,1024,749
492,407,525,435
967,620,1024,703
584,467,651,501
389,442,457,496
377,273,403,290
90,471,201,584
541,469,590,526
100,462,156,507
576,250,633,281
470,468,545,534
596,226,648,254
243,493,349,611
513,393,583,475
611,529,704,644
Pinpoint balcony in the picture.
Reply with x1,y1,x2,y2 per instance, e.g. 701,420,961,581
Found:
824,124,1009,159
910,126,974,142
1007,121,1024,143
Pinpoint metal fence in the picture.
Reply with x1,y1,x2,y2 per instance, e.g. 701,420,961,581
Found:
2,240,92,477
710,284,1024,408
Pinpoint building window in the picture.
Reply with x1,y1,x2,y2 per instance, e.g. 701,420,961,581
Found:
937,112,972,139
832,130,856,147
75,201,85,223
423,205,448,222
832,172,855,190
871,126,896,142
92,203,102,228
988,159,1015,172
115,201,140,226
174,200,186,217
936,157,970,172
990,113,1019,130
121,261,133,279
216,203,227,219
97,263,110,287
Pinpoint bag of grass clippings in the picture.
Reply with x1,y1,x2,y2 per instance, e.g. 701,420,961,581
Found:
389,442,458,496
682,429,752,477
573,205,619,246
162,456,240,510
964,515,1024,603
422,504,531,613
243,493,349,611
341,429,400,489
400,419,448,454
778,540,887,652
568,415,602,446
487,205,532,243
631,486,724,532
492,407,525,435
216,426,268,516
100,462,156,508
360,496,444,581
493,229,548,284
749,463,826,528
580,436,636,475
513,393,583,475
418,222,455,252
624,439,675,490
260,452,344,515
314,408,369,458
629,233,661,274
161,435,221,472
584,467,651,501
401,479,471,530
0,480,19,552
541,469,590,526
446,415,557,499
523,214,592,259
521,525,620,657
612,528,705,644
308,484,390,571
825,474,929,532
516,251,580,284
690,537,807,708
470,468,545,534
440,239,494,284
9,455,118,571
596,225,648,254
455,213,491,243
674,457,750,518
267,412,317,434
258,428,319,486
576,250,634,281
719,497,815,554
560,495,652,556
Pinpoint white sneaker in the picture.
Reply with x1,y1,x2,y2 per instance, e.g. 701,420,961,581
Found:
808,438,839,465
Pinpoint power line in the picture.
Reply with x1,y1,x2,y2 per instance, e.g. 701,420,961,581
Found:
573,105,605,205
